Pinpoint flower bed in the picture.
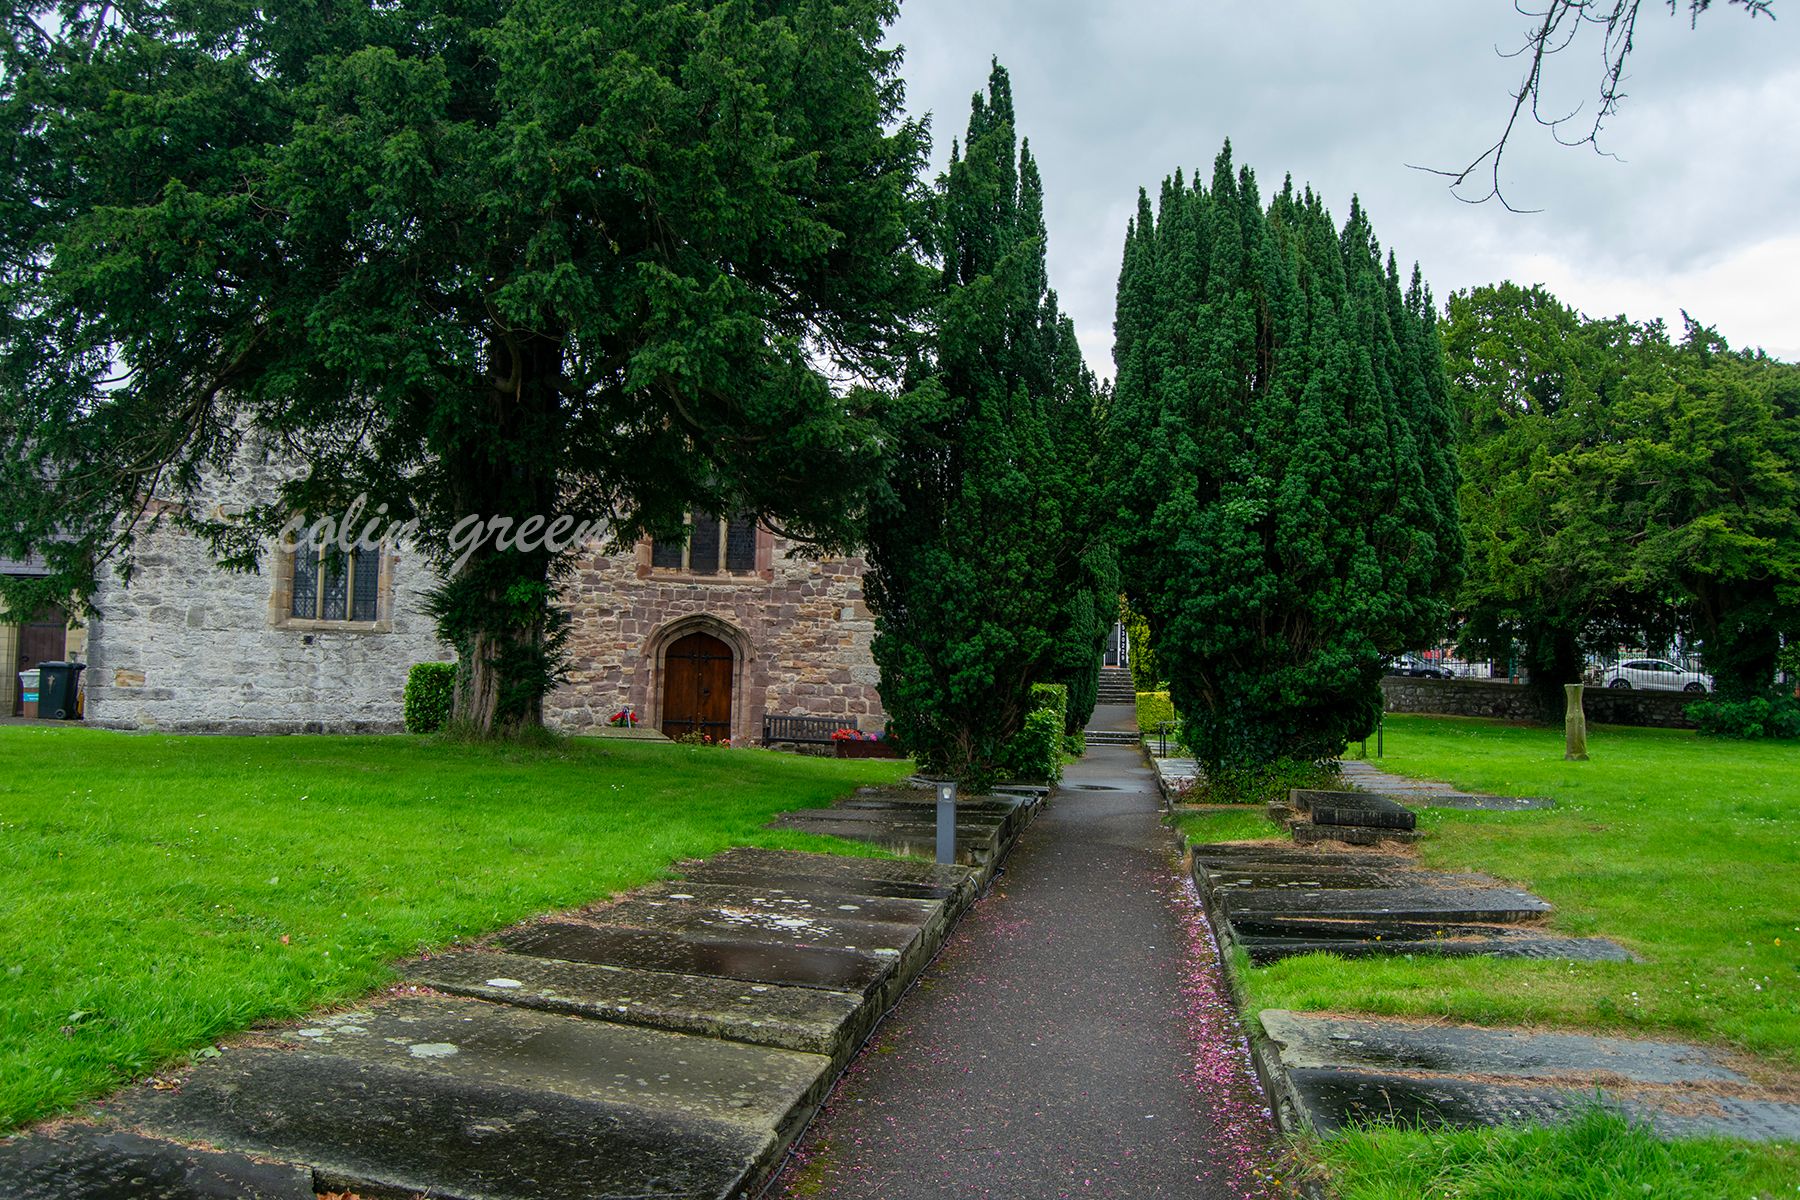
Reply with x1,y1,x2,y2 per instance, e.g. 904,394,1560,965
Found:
832,728,903,759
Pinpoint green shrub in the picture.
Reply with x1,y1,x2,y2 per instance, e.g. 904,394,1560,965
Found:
1687,691,1800,740
1135,689,1176,732
1061,731,1087,758
1007,708,1064,784
1190,756,1339,806
1029,682,1069,729
403,661,457,734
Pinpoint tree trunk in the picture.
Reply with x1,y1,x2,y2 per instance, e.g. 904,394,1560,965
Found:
1694,582,1782,700
1523,624,1583,722
440,327,568,737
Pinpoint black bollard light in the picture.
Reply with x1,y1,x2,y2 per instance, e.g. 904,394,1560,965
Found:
935,779,957,865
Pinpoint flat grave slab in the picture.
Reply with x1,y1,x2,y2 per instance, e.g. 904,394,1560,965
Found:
836,795,1021,818
1261,1011,1748,1085
594,896,925,955
1335,761,1554,810
1217,884,1551,925
402,949,868,1057
1268,1010,1800,1142
1288,1068,1800,1143
1228,913,1528,941
118,1048,769,1200
681,846,973,897
1191,844,1414,872
0,1128,314,1200
1240,931,1637,965
634,880,942,927
272,995,831,1134
1290,789,1417,831
499,921,896,995
1291,823,1422,846
1290,1067,1606,1134
758,820,997,865
1199,863,1434,891
771,806,1005,830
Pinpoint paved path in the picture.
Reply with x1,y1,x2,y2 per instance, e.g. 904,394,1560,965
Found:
766,711,1288,1200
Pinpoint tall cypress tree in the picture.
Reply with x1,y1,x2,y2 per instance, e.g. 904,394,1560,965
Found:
1107,144,1461,774
864,62,1113,783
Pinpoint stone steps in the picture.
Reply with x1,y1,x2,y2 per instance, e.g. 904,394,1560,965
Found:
0,794,1040,1200
1083,729,1140,746
1095,668,1136,703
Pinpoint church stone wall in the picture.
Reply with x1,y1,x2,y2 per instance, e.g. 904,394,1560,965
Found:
84,465,452,734
81,473,884,738
547,536,886,744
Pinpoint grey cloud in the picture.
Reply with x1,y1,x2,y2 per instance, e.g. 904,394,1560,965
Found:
887,0,1798,370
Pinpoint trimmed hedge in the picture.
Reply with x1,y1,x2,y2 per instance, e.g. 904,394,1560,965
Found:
404,661,457,734
1008,707,1064,784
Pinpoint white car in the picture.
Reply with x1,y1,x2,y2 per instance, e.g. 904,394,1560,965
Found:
1602,658,1712,693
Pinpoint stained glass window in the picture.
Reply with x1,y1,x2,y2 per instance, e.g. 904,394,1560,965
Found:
290,548,319,618
688,515,721,575
351,545,380,621
725,515,758,573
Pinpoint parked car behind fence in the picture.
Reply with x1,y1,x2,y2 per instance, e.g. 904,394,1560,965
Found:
1601,658,1712,693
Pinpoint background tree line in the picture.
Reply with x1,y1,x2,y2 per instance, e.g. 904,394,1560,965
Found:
1446,282,1800,715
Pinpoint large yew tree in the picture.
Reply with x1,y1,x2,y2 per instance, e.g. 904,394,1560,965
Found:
0,0,925,733
1108,145,1462,773
863,63,1114,783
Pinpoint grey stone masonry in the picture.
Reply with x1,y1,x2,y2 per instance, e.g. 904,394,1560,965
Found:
78,446,888,735
85,462,451,734
1380,677,1697,729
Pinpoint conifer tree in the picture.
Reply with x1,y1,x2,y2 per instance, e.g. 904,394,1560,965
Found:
1107,144,1461,775
0,0,926,735
863,62,1113,783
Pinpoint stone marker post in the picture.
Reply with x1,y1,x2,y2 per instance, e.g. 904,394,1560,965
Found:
1564,683,1589,761
935,779,957,865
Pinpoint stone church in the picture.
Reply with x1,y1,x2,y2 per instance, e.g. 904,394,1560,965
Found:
76,488,885,741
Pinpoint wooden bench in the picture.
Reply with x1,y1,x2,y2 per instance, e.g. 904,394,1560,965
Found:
762,714,858,746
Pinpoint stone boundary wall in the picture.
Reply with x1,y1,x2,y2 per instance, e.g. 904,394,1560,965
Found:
1380,677,1698,729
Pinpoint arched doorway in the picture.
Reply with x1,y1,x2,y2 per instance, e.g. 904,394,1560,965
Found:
662,631,733,741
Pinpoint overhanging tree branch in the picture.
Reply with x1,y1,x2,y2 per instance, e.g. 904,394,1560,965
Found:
1416,0,1776,210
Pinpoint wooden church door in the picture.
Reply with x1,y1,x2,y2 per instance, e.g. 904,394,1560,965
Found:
662,632,733,742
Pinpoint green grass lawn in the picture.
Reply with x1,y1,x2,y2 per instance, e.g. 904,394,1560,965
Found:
1179,715,1800,1192
1316,1108,1799,1199
0,726,910,1131
1238,715,1800,1071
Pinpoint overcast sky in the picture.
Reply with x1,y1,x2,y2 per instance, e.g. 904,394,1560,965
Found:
884,1,1798,374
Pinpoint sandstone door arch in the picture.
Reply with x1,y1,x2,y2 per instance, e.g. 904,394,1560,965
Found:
661,631,734,742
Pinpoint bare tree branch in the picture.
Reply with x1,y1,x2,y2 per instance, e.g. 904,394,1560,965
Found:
1415,0,1776,211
